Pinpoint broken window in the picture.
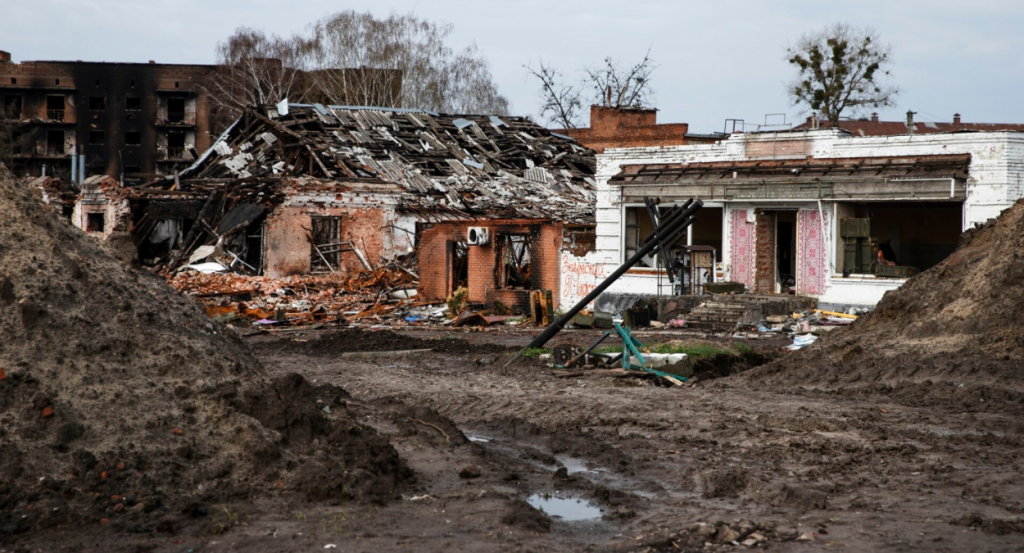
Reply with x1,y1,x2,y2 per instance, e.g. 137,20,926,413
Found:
623,207,657,268
166,131,185,158
2,95,22,119
837,201,962,277
125,131,141,146
125,97,141,111
88,130,104,145
124,165,141,175
167,98,185,122
496,234,532,289
46,95,64,121
309,216,341,272
86,213,105,233
46,130,65,156
89,97,106,111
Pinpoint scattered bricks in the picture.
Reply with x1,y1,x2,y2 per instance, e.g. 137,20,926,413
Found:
112,503,125,513
99,518,110,524
100,471,108,479
172,428,184,436
111,495,123,502
0,367,5,380
40,406,54,418
116,461,126,471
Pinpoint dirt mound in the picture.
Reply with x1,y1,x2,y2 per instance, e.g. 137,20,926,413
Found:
259,328,512,356
742,199,1024,412
0,167,410,537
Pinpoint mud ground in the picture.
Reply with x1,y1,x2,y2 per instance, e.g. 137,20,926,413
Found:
13,326,1021,552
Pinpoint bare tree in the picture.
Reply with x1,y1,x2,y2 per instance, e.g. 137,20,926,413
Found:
584,50,657,109
205,12,511,118
524,60,584,129
787,23,898,123
202,27,309,123
526,50,657,128
302,11,510,114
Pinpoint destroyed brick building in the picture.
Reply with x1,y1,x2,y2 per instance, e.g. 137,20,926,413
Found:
126,102,597,310
592,125,1024,307
0,50,217,181
556,105,724,153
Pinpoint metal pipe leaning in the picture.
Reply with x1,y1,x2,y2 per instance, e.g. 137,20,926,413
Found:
505,198,703,367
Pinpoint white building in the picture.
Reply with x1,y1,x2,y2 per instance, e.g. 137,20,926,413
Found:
570,128,1024,309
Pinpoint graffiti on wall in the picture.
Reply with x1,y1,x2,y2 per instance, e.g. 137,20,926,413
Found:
560,253,607,307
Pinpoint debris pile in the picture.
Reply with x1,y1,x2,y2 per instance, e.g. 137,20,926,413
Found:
169,262,419,326
0,167,411,536
746,198,1024,412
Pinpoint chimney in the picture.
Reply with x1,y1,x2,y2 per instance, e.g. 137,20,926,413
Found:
0,50,11,63
953,112,961,126
606,85,612,107
811,112,819,130
871,112,879,122
906,110,916,136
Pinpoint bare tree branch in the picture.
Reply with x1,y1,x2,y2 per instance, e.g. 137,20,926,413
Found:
523,59,583,129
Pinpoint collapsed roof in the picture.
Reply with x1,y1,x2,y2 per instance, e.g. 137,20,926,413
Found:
150,103,597,224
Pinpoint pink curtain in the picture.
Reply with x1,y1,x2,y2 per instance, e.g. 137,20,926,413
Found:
797,207,829,295
728,209,756,288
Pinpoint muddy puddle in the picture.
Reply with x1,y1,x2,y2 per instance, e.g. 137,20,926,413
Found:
527,494,602,521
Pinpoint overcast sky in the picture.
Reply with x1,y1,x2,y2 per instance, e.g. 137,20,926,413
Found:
6,0,1024,133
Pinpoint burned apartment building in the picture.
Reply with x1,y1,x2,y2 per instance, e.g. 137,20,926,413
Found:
0,50,216,181
590,123,1024,308
124,101,597,311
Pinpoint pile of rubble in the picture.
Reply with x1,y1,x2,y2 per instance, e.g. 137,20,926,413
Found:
747,198,1024,412
0,166,411,536
169,262,420,326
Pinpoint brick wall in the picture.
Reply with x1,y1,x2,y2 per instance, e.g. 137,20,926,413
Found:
417,219,563,310
754,209,776,293
558,105,710,153
264,205,390,277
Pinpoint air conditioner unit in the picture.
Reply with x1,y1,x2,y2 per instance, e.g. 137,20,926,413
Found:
467,226,489,245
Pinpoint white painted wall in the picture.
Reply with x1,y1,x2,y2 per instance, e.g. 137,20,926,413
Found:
595,129,1024,306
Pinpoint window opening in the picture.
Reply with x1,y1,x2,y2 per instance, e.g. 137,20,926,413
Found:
125,131,141,146
88,130,104,145
166,131,185,157
496,234,532,289
46,130,65,156
125,96,141,111
46,95,64,121
624,206,658,267
167,98,185,122
309,216,341,272
86,213,105,233
2,95,21,119
89,96,106,110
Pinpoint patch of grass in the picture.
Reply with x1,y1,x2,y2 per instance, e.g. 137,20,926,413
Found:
521,347,551,358
734,342,754,355
204,505,249,536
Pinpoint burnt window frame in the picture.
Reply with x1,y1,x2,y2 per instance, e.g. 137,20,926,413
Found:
309,216,342,273
124,96,142,111
88,130,105,145
2,94,22,120
46,95,65,121
124,131,142,146
89,96,106,111
46,130,65,156
495,233,533,289
166,97,186,123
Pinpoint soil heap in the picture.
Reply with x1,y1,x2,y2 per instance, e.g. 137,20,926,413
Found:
0,167,411,536
744,199,1024,412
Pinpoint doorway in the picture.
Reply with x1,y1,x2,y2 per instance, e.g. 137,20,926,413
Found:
776,211,796,293
447,240,469,295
